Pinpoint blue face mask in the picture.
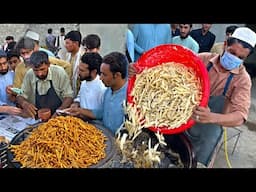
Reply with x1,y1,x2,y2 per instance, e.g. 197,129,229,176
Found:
220,51,243,70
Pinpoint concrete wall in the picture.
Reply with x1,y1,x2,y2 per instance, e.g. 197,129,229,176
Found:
0,24,78,48
79,24,128,56
0,24,127,57
0,23,245,55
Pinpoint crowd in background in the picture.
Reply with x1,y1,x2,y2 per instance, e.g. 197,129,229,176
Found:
1,24,256,167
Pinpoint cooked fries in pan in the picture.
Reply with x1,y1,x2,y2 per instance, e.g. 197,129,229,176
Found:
9,116,107,168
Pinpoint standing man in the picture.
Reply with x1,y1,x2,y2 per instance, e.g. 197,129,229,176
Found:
55,27,68,60
65,52,128,134
132,24,172,61
64,52,106,120
210,25,238,55
25,30,55,57
45,28,57,54
16,51,73,118
64,30,83,97
2,36,14,52
172,24,199,53
7,50,22,72
9,37,72,89
0,50,15,107
0,50,22,115
82,34,101,54
128,27,256,167
190,24,216,53
185,27,256,167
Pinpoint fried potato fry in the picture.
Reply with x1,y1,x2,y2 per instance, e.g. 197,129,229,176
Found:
9,116,107,168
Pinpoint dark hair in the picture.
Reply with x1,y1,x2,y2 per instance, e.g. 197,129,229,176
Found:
64,30,82,46
48,28,53,34
30,51,50,68
180,24,193,28
5,36,14,41
226,25,238,35
82,34,101,49
7,49,19,60
15,37,35,54
81,52,102,75
60,27,65,33
227,37,254,54
102,52,128,79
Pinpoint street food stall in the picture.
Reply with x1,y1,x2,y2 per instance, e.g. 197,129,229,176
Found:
1,44,210,168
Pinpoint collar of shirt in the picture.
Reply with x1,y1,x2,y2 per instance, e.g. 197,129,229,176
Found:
111,81,128,95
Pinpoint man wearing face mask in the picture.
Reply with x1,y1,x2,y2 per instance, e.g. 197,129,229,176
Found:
184,27,256,167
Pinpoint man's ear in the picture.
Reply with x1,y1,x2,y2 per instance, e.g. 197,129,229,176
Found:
114,72,121,78
223,40,227,47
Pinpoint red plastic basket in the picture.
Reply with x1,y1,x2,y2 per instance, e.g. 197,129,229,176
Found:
127,44,210,134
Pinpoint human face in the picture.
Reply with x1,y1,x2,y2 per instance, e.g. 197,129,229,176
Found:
202,24,212,32
225,42,251,60
32,63,49,80
179,24,191,39
100,63,115,87
0,57,8,75
65,39,78,52
84,47,99,53
8,56,21,71
78,62,92,81
20,48,33,65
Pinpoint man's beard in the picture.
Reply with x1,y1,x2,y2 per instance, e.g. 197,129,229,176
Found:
180,34,189,39
80,74,93,81
37,75,47,80
24,58,31,66
0,70,8,75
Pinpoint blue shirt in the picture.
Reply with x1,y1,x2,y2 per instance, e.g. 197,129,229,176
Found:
132,24,172,61
172,35,199,53
92,82,128,134
126,29,135,62
39,47,55,57
0,70,15,106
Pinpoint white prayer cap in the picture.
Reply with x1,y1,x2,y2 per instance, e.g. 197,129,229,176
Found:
25,30,40,41
231,27,256,48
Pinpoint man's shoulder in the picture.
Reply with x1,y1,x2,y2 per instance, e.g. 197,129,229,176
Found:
15,62,26,71
49,56,70,66
198,52,219,65
49,64,66,72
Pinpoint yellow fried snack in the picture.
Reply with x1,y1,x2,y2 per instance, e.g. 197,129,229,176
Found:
126,62,202,136
9,116,107,168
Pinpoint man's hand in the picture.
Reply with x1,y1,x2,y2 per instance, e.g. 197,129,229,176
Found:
2,106,22,115
192,105,213,123
128,63,137,78
64,107,81,117
21,102,38,119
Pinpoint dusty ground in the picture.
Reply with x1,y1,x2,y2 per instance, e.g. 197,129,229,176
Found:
213,78,256,168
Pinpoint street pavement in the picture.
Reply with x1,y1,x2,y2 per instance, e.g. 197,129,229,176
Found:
213,78,256,168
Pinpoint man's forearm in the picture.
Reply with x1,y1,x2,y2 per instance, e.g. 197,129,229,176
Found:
57,97,73,110
80,108,96,119
211,111,244,127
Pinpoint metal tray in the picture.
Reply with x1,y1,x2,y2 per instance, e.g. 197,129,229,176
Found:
7,121,117,168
